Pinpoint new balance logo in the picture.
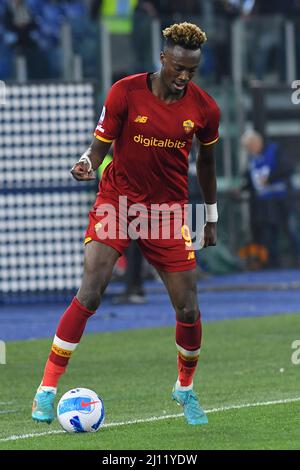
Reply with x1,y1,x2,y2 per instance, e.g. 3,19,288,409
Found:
134,115,148,123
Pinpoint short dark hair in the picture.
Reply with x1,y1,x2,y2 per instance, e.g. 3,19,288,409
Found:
163,22,207,50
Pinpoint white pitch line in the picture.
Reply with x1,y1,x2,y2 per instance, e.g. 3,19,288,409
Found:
0,430,64,442
0,410,18,415
1,396,300,443
204,396,300,413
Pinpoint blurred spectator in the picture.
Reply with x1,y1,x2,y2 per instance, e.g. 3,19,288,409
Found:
90,0,138,32
239,130,300,268
3,0,38,50
2,0,41,78
0,0,87,80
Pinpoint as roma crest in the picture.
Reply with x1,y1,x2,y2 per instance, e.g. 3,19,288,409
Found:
183,119,195,134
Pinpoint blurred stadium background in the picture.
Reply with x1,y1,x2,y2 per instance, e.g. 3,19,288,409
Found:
1,0,300,450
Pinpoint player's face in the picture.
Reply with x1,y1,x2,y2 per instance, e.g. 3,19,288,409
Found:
160,46,201,95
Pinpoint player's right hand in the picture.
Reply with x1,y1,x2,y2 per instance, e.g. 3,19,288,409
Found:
70,161,96,181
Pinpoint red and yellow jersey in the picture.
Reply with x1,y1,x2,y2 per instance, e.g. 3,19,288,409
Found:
94,73,220,205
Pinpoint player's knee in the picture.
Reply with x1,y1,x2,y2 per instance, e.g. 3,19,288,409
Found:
78,261,113,311
78,289,102,312
174,290,198,323
77,280,103,311
177,306,199,324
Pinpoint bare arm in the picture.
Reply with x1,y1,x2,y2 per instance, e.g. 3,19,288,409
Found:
70,137,112,181
196,142,218,247
196,142,217,203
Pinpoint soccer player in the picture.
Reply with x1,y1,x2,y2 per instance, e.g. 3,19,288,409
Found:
32,22,220,426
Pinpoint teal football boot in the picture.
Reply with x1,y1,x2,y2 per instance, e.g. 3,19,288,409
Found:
172,386,208,425
32,386,56,424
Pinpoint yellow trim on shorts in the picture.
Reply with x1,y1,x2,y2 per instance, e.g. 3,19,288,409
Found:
84,236,92,244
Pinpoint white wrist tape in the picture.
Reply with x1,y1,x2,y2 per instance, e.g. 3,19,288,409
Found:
79,152,92,172
204,203,218,223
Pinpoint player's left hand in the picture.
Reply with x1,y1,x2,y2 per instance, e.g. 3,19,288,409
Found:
203,222,217,248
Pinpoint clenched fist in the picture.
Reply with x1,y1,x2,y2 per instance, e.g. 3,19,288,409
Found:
70,161,96,181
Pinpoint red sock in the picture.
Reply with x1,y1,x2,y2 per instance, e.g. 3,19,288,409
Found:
175,314,202,387
42,297,95,387
41,360,66,388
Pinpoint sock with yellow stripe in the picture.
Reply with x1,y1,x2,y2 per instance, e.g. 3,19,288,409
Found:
175,314,202,390
41,297,95,387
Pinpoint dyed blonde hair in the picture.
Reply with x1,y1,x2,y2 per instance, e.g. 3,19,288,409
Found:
163,22,207,50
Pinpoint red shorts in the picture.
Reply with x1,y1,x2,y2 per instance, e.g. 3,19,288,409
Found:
84,195,196,272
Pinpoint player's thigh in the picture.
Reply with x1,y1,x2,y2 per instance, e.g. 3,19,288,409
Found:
157,268,199,322
78,241,120,298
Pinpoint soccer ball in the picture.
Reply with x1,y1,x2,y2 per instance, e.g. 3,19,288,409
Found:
57,388,105,433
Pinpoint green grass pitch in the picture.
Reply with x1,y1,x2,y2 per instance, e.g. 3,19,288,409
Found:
0,313,300,450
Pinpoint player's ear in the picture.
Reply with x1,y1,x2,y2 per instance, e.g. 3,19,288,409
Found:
160,51,165,65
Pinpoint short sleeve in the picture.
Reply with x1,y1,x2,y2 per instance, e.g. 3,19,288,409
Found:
94,81,127,143
196,101,220,146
